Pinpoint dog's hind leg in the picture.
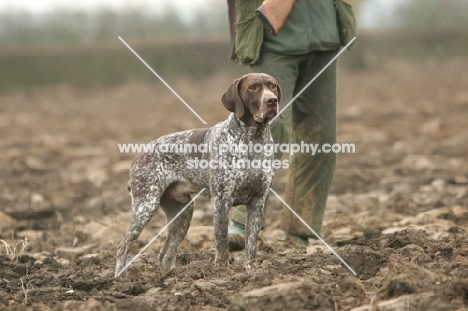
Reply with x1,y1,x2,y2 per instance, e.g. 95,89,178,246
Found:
115,185,162,277
158,195,194,271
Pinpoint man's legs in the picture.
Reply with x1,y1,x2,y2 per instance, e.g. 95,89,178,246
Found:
283,50,337,237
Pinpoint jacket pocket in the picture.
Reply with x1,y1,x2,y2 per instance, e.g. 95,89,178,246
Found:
335,0,357,49
234,0,264,65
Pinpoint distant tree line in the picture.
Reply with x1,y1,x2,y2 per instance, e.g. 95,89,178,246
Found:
395,0,468,29
0,2,229,45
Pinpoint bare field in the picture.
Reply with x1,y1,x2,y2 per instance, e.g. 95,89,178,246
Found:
1,58,468,310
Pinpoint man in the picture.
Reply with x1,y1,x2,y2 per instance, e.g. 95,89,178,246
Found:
226,0,356,248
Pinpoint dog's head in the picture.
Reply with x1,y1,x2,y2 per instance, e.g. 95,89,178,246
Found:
221,73,282,125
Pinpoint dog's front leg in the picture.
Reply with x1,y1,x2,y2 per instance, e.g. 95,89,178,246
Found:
212,196,232,267
244,195,266,272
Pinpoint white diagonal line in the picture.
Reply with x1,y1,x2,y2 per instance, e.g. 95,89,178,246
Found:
268,188,357,276
116,188,206,277
118,36,207,125
269,37,357,124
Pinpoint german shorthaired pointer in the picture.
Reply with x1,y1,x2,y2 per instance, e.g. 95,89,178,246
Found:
115,73,282,277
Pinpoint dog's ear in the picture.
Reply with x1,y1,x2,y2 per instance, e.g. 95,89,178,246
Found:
221,78,245,119
276,80,282,105
275,80,284,119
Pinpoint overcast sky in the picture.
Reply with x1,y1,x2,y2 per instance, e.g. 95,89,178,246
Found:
0,0,185,12
0,0,406,28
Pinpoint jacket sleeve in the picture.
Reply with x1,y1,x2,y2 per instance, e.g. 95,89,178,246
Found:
227,0,237,61
230,0,264,66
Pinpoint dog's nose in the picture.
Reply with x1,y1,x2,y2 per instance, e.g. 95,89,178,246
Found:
265,97,278,106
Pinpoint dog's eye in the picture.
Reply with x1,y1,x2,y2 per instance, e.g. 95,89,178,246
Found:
271,84,277,90
248,85,257,91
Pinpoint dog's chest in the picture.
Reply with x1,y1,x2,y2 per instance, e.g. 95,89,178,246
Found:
207,119,274,198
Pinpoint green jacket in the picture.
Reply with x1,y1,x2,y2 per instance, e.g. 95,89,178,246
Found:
228,0,357,66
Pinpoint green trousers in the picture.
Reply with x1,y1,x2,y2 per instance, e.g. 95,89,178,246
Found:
230,49,337,237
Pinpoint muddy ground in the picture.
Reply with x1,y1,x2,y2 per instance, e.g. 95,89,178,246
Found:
1,58,468,310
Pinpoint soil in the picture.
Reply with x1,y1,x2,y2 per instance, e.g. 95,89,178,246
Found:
1,58,468,310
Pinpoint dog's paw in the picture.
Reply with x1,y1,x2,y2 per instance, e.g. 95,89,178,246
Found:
214,259,229,269
160,254,177,271
214,251,230,268
116,252,135,278
115,260,127,278
244,264,254,273
159,267,175,277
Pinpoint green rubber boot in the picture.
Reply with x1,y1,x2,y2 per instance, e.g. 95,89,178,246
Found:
228,221,245,251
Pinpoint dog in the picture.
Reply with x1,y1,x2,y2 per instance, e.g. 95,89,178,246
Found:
115,73,281,277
